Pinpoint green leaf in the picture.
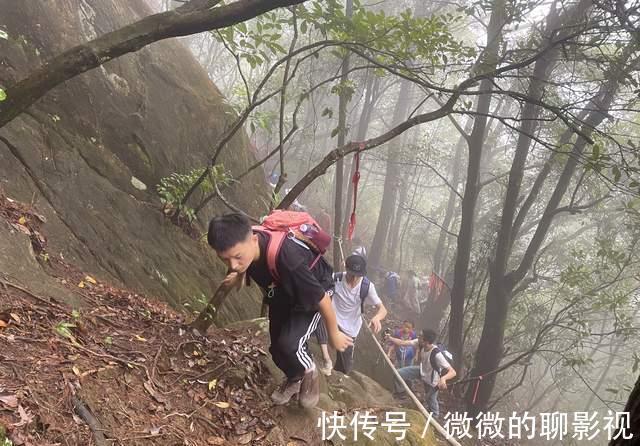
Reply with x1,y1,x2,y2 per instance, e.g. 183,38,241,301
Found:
55,322,76,340
612,166,621,182
0,89,6,102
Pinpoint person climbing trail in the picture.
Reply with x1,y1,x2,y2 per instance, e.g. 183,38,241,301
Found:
315,254,387,376
387,328,456,419
207,213,353,409
387,320,418,368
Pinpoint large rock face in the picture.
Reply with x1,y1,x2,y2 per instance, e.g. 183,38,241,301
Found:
0,0,268,320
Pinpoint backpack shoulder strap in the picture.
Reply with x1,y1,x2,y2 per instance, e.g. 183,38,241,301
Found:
429,347,441,371
359,276,370,314
429,347,441,383
253,226,286,283
334,272,344,282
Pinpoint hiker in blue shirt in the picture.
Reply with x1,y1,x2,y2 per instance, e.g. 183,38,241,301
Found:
386,320,417,368
382,271,400,301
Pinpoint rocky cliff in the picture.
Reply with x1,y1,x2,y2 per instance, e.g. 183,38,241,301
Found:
0,0,267,321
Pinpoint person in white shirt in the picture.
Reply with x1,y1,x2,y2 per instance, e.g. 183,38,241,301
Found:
402,270,422,313
386,328,456,418
315,254,387,375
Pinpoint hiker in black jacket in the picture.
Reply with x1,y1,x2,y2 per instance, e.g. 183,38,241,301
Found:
207,213,352,409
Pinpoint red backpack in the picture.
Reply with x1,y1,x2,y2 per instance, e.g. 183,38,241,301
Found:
252,210,331,283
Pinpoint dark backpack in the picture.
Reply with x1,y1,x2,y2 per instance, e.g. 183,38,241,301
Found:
334,272,371,314
429,344,453,383
384,272,399,297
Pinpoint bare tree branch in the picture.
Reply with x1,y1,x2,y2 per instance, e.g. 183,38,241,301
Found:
0,0,309,129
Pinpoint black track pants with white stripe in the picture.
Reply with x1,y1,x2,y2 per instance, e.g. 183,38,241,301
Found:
268,303,320,381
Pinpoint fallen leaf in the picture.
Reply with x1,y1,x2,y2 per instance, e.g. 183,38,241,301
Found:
84,275,97,285
0,320,7,329
77,281,85,288
72,366,81,376
10,223,31,235
33,212,46,223
208,379,217,391
12,404,34,427
9,313,21,323
134,334,147,342
0,394,18,408
18,216,26,225
72,413,84,425
207,437,225,445
214,401,230,409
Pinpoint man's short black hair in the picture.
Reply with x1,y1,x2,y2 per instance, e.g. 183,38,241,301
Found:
421,328,437,344
207,213,252,252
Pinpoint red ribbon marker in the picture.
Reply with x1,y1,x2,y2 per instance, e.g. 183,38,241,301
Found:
347,142,365,240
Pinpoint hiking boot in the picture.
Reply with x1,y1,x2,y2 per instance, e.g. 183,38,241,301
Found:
318,359,332,376
299,367,320,408
271,378,301,405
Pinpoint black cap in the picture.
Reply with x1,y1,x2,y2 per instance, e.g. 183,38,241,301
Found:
345,254,367,276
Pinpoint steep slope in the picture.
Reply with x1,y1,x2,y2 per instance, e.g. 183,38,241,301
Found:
0,0,266,320
0,221,438,445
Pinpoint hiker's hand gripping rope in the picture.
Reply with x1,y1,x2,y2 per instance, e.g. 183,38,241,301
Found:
368,315,383,333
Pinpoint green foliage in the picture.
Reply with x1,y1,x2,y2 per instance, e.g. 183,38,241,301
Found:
249,110,278,135
330,79,356,102
214,12,289,69
183,293,210,316
298,0,475,66
157,165,231,222
54,321,77,342
0,424,12,446
0,88,5,102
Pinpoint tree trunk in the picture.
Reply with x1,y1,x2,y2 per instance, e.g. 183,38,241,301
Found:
447,0,508,374
342,72,380,244
387,172,410,266
610,374,640,446
467,41,627,413
332,0,353,267
368,80,412,269
396,166,424,271
432,126,467,275
448,76,496,372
